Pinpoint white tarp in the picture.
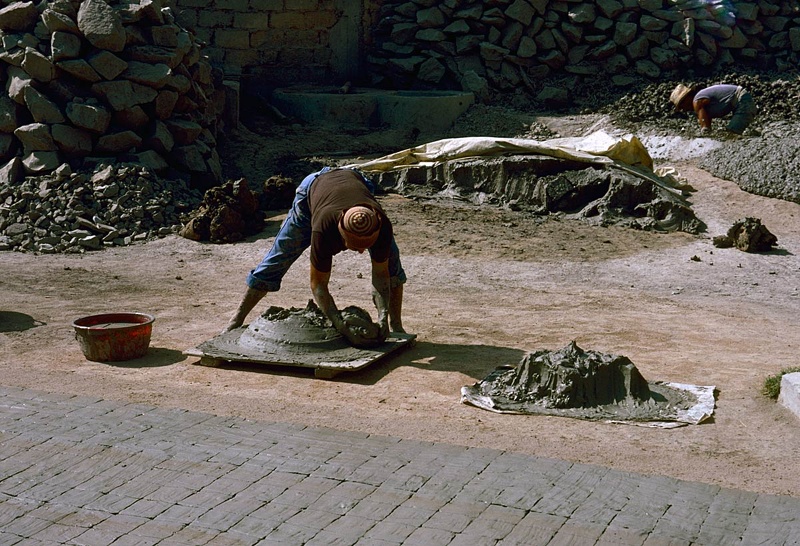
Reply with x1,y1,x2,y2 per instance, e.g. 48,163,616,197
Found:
348,132,653,171
347,132,693,196
460,382,716,429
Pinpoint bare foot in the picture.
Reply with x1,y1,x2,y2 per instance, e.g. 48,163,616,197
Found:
222,319,243,334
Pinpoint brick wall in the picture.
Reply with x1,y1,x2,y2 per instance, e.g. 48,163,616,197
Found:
174,0,374,87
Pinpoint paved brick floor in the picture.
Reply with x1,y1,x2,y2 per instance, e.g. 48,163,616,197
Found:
1,386,798,545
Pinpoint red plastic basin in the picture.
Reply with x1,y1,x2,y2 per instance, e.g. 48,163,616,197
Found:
72,312,155,362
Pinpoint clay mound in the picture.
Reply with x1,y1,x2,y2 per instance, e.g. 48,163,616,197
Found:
712,217,778,252
372,155,705,234
463,341,709,424
242,301,343,351
179,178,263,243
499,341,651,408
192,300,405,368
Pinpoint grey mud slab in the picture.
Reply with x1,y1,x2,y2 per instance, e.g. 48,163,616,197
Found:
1,386,799,546
188,304,415,378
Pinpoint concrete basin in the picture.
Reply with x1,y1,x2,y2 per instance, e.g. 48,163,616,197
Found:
270,86,474,135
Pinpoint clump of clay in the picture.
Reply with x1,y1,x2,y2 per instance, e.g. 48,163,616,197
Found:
263,301,331,330
712,217,777,252
341,306,387,347
254,300,385,349
464,341,699,422
180,179,263,243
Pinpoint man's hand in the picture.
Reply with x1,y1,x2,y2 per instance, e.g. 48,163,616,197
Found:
378,319,389,341
334,317,380,348
332,309,387,348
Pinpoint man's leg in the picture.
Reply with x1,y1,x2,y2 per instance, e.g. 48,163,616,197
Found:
728,91,756,134
224,287,268,332
224,173,318,332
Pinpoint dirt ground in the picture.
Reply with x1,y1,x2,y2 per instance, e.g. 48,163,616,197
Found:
2,109,800,499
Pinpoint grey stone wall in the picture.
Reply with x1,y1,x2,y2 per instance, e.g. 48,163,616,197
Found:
0,0,225,188
170,0,800,95
178,0,799,94
367,0,800,97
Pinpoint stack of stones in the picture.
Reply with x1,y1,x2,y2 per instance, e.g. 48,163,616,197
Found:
0,0,226,252
367,0,800,99
0,161,201,252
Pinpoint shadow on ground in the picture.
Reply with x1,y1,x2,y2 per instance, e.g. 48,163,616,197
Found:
0,311,46,333
185,341,525,385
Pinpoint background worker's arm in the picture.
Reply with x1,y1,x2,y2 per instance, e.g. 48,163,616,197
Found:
693,97,712,130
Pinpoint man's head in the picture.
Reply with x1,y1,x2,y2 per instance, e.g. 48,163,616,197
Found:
670,84,695,112
338,205,381,252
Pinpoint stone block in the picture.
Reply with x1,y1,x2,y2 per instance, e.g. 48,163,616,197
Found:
778,372,800,420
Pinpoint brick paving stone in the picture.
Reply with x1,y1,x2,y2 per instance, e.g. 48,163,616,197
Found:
311,513,378,541
346,500,399,522
641,536,698,546
426,499,489,532
284,506,341,531
195,496,262,531
364,518,418,543
595,526,649,546
312,481,376,514
3,513,56,539
3,386,800,546
546,520,607,545
26,502,76,523
261,521,320,543
496,511,566,545
403,526,456,545
121,498,173,519
153,503,210,524
158,525,218,545
83,491,139,513
227,501,301,536
56,507,110,529
304,529,369,546
0,496,36,525
0,530,23,545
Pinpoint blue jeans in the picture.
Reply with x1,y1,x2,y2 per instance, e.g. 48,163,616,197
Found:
727,88,756,134
246,167,406,292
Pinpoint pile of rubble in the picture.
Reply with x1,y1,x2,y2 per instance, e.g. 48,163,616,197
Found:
0,0,231,253
0,162,200,252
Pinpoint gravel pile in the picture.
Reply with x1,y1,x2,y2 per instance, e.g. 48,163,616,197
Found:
0,164,201,253
602,70,800,131
597,70,800,205
495,68,800,205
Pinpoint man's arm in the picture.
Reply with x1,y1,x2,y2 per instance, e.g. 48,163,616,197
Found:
693,97,712,130
310,264,353,339
371,259,391,337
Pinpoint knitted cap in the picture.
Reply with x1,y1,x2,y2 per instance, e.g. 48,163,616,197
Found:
339,205,381,250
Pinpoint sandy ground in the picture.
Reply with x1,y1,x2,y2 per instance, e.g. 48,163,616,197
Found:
2,114,800,499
